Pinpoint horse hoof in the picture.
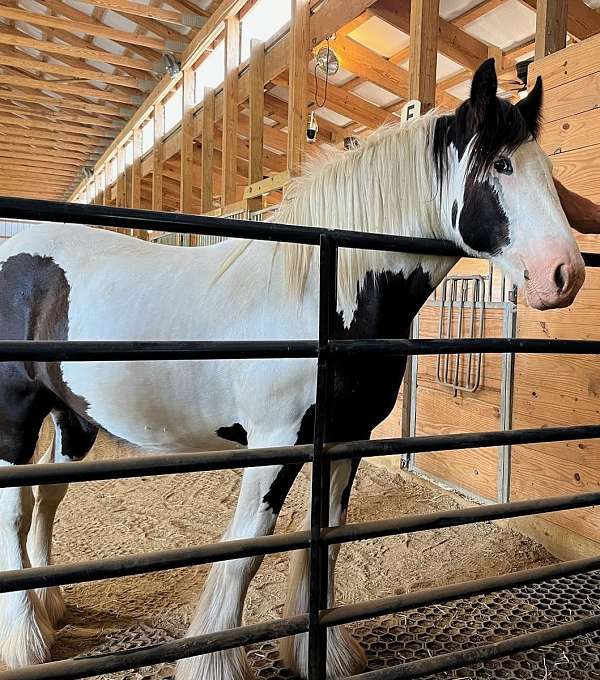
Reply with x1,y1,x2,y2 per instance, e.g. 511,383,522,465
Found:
36,587,65,628
174,647,254,680
280,625,367,679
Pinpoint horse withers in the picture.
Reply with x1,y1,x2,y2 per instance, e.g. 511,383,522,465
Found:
0,59,585,679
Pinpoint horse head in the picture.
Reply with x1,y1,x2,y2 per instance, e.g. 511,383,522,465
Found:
436,58,585,310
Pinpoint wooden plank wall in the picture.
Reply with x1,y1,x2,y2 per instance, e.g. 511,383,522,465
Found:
511,34,600,555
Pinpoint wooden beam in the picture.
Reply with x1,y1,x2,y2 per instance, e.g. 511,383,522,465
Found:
287,0,310,177
0,165,76,179
535,0,568,59
153,101,164,211
370,0,488,72
131,126,143,209
69,0,383,201
201,86,215,214
0,6,176,52
116,146,127,208
222,14,240,206
0,55,145,91
519,0,600,40
310,0,379,47
452,0,504,28
332,34,409,100
0,105,119,129
75,0,203,27
180,66,197,215
0,115,115,139
409,0,440,112
0,156,80,172
0,91,128,118
0,150,84,167
0,32,155,73
0,75,139,105
248,38,265,210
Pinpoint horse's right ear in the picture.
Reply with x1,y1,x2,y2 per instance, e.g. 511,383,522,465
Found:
469,58,498,127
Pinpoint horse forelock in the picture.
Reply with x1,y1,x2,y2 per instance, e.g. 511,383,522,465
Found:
433,95,539,188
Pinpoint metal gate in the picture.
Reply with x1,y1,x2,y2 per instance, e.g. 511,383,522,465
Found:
0,197,600,680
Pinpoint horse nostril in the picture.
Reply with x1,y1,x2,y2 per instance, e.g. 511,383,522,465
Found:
554,263,568,294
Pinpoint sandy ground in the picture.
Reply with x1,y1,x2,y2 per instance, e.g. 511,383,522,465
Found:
15,430,556,678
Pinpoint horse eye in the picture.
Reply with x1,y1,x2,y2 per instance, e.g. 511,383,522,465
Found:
493,158,513,175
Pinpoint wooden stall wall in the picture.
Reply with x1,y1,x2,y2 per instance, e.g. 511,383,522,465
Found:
510,34,600,558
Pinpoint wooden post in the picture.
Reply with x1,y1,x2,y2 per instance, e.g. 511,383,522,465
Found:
248,38,265,213
287,0,310,177
116,145,126,208
97,168,105,206
131,124,148,239
202,86,215,214
153,100,164,211
181,66,196,215
222,14,240,207
408,0,440,112
535,0,567,59
404,0,439,443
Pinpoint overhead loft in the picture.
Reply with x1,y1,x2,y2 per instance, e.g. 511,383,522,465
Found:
1,0,600,209
0,0,216,201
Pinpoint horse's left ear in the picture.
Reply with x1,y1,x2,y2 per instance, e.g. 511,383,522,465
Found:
516,76,543,138
469,58,498,128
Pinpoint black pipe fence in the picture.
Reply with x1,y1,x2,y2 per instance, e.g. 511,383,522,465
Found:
0,197,599,680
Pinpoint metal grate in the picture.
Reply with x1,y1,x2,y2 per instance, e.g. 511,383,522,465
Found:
436,276,486,395
96,569,600,679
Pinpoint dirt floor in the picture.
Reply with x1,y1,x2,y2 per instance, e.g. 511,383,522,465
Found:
17,430,558,678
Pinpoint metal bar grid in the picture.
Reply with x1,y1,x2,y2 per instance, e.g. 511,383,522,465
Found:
0,198,599,680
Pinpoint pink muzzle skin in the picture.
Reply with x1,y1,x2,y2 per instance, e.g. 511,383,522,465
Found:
524,254,586,311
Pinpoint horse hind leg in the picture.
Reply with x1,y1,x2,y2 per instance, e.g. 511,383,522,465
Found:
27,409,98,627
280,459,366,679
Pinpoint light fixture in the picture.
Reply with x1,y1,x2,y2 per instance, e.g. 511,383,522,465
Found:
316,45,339,77
163,53,182,78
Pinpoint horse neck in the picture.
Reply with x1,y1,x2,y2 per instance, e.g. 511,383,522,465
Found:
277,116,460,326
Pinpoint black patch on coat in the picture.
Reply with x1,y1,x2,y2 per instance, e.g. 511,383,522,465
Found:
53,408,98,461
0,253,97,464
261,406,315,514
451,200,458,228
458,181,510,255
216,423,248,446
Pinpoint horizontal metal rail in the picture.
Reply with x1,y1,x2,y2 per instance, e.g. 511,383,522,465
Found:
1,489,599,594
324,490,600,546
0,531,311,594
0,197,466,255
4,337,600,363
0,615,309,680
330,337,600,356
324,553,600,628
3,423,600,488
0,340,318,362
3,197,599,266
352,613,600,679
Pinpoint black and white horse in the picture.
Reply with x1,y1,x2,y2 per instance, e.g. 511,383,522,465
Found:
0,60,586,679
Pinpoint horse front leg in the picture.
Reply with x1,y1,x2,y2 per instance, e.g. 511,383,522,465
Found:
280,459,366,679
175,431,302,680
0,462,54,669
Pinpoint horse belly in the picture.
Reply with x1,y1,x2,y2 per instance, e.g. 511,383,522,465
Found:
61,360,240,452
